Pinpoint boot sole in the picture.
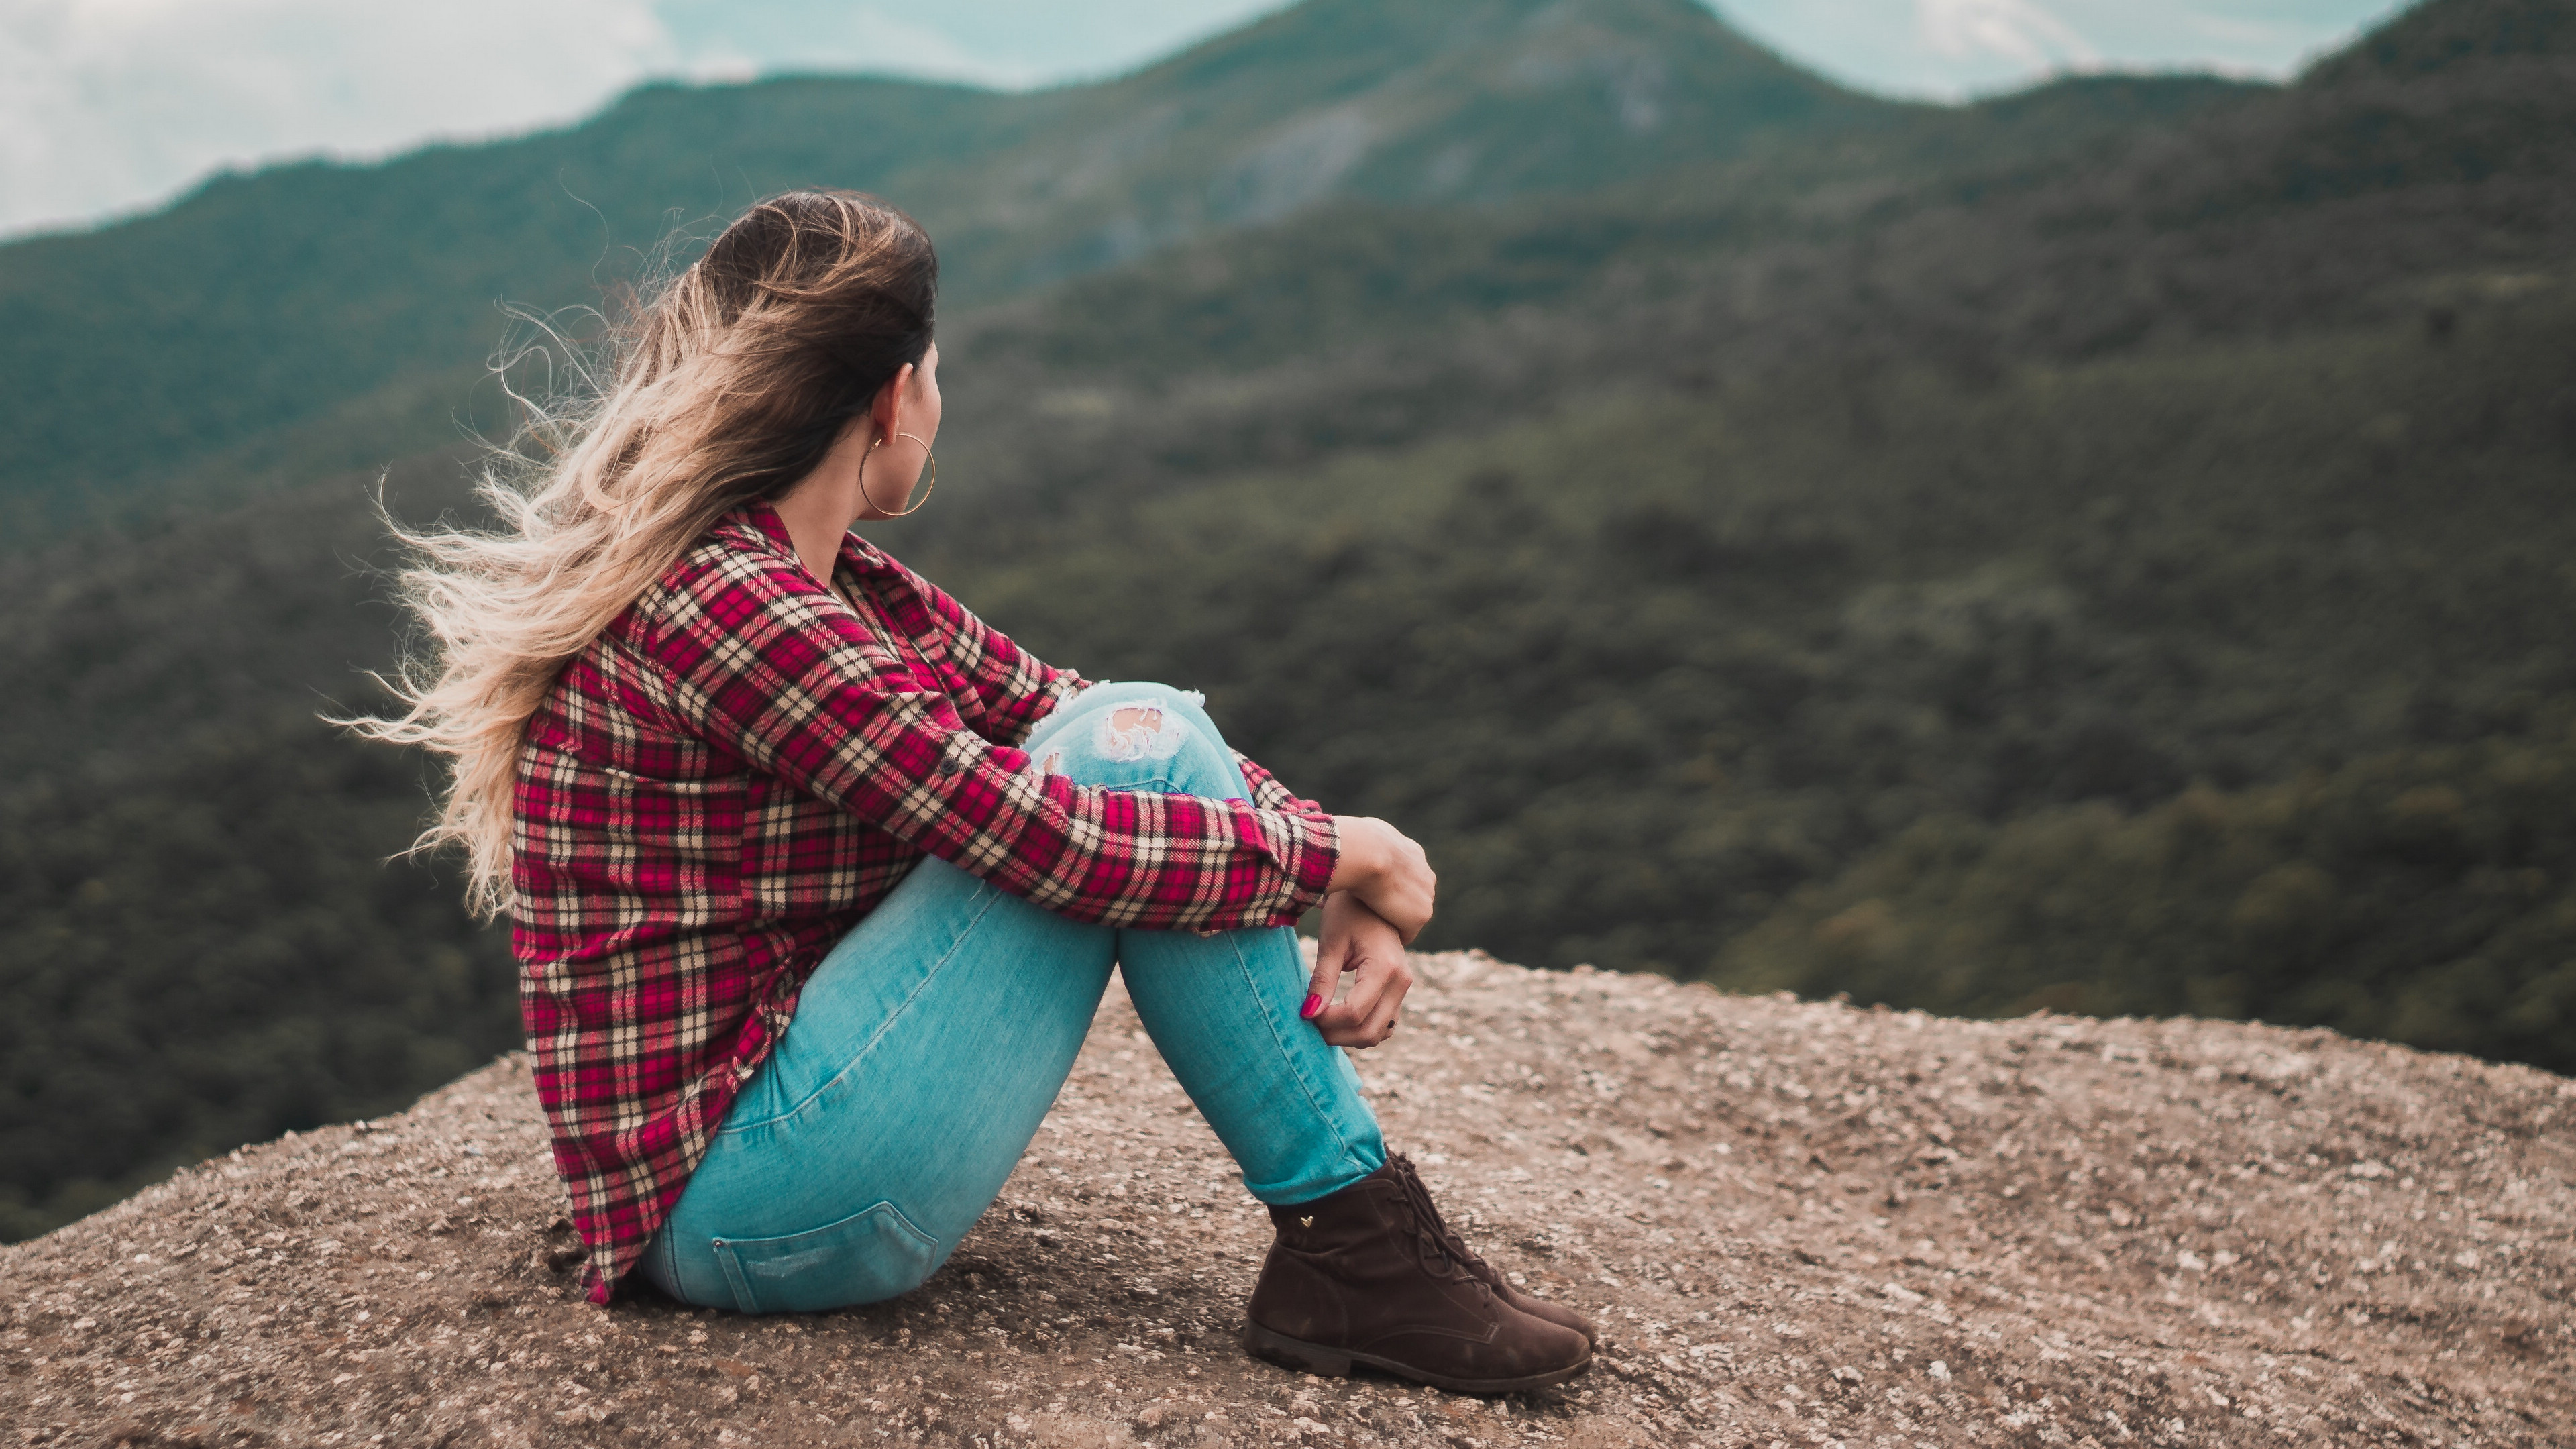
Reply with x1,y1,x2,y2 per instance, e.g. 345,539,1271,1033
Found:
1244,1321,1591,1395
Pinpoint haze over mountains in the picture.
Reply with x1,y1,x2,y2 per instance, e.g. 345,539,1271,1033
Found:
3,0,2573,1242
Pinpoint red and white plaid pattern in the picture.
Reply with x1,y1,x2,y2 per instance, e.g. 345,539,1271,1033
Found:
511,504,1338,1301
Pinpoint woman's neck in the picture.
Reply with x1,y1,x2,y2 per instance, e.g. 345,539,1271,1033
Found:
773,427,873,584
771,484,855,586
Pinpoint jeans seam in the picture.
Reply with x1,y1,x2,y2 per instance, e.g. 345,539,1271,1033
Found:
718,879,1010,1134
712,1239,761,1313
1226,932,1371,1195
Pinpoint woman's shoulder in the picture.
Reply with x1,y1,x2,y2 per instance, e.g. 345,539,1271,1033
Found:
633,505,808,621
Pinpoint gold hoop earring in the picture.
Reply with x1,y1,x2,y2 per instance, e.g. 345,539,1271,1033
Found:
857,431,937,517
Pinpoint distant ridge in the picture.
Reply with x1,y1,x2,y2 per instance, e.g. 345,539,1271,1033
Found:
0,0,2182,525
2310,0,2576,80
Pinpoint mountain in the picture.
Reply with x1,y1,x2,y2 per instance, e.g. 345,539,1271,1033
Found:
902,0,1876,281
6,0,2575,1242
0,0,1903,529
907,0,2571,525
2311,0,2576,77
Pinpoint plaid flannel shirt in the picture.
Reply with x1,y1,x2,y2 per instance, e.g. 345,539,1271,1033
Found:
511,503,1338,1301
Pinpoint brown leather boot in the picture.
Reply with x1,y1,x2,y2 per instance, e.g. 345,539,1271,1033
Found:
1379,1154,1597,1347
1245,1159,1591,1394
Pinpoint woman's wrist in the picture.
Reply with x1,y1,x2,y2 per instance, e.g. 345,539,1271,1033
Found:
1326,816,1383,897
1324,815,1433,943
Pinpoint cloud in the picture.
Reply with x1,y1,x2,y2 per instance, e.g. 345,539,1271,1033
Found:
0,0,674,237
1717,1,2394,99
655,1,1051,89
1914,0,2099,70
0,0,1291,239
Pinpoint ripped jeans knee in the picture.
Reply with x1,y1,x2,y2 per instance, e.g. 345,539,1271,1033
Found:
1026,682,1238,798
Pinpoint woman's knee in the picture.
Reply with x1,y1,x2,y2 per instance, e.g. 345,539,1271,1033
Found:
1029,682,1244,797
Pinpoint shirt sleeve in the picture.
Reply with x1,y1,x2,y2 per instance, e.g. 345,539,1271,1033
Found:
1234,751,1330,818
867,550,1087,748
638,547,1337,931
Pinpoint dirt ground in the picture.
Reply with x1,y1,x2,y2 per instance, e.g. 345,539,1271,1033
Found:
5,949,2571,1448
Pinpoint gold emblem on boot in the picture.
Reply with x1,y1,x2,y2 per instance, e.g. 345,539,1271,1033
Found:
1299,1216,1313,1228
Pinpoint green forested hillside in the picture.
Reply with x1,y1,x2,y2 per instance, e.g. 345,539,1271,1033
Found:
0,0,1907,528
3,0,2573,1240
927,294,2576,1026
0,457,515,1240
1715,721,2576,1068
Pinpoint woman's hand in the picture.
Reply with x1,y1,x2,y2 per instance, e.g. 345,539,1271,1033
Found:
1326,815,1435,943
1303,891,1414,1049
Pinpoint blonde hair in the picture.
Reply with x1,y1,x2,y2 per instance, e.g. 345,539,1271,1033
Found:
350,189,938,917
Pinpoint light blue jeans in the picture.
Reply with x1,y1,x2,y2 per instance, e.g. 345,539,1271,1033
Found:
640,682,1387,1313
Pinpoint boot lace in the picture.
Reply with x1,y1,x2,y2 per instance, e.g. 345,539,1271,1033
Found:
1388,1154,1494,1284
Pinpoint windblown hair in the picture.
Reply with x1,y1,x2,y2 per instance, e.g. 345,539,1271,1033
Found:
351,189,938,917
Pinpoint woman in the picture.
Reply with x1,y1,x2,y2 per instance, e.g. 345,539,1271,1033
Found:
363,190,1591,1393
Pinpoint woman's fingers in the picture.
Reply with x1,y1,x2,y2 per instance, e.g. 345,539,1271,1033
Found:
1320,951,1413,1048
1307,890,1373,1024
1302,923,1352,1021
1311,903,1415,1049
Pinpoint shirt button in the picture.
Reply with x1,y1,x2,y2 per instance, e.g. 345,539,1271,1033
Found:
938,757,964,776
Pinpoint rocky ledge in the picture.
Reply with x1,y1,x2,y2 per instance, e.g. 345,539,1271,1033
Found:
5,951,2572,1448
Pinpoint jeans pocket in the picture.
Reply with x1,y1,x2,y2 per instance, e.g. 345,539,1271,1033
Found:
710,1200,943,1313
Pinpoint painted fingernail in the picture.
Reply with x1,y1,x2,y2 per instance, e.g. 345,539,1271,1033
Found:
1301,994,1323,1019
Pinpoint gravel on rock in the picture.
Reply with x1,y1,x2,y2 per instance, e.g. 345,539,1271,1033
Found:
5,949,2571,1448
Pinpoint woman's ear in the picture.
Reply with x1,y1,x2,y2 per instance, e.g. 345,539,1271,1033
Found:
871,362,915,445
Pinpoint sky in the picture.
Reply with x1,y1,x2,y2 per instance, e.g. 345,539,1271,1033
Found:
0,0,2407,241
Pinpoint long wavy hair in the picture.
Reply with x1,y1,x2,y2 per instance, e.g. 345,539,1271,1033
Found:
351,189,938,917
